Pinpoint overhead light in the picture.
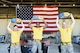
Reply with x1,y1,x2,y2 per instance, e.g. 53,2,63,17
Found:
59,4,61,6
17,4,19,8
31,4,33,6
3,4,6,6
73,4,75,6
45,4,47,6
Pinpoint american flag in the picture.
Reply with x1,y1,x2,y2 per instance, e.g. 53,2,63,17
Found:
16,5,58,32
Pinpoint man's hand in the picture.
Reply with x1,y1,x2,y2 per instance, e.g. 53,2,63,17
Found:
28,18,33,28
20,21,25,32
70,13,75,27
43,19,47,29
56,16,60,28
7,20,11,32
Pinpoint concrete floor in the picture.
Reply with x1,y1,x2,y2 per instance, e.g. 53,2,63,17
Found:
0,39,80,53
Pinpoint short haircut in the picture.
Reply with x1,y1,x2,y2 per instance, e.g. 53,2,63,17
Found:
13,25,17,27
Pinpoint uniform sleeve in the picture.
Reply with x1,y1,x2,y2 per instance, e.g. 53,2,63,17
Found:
69,26,73,30
19,31,22,34
41,27,44,31
9,30,13,34
58,27,62,31
32,27,34,31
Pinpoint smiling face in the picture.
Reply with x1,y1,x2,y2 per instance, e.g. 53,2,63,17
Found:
36,22,40,27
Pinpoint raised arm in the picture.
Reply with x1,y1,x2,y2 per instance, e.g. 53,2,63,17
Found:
7,20,11,32
70,13,75,28
29,18,33,28
43,19,48,29
20,21,25,32
56,16,60,28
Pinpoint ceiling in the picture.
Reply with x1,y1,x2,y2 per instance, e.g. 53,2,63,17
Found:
0,0,80,19
0,0,80,7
